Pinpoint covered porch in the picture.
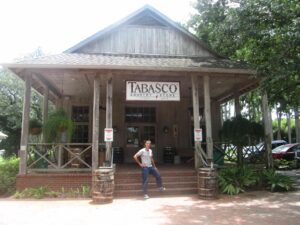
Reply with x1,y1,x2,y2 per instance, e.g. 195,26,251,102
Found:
4,53,258,175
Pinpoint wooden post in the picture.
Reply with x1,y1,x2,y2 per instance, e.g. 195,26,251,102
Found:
204,75,213,164
19,74,32,175
262,93,273,169
58,145,63,168
191,75,206,168
92,76,100,170
42,86,49,143
105,74,113,162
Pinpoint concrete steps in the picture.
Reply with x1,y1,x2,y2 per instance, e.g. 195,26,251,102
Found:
114,167,198,198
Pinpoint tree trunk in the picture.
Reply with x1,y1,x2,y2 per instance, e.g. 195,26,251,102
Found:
295,107,300,143
262,93,273,169
287,111,292,143
276,108,282,140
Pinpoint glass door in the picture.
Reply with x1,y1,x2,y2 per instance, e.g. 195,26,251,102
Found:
141,126,157,161
125,125,157,162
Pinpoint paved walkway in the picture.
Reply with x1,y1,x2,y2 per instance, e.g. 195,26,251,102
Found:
0,191,299,225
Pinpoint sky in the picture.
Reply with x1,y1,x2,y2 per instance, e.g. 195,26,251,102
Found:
0,0,196,63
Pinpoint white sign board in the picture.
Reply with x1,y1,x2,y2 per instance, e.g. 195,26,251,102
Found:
194,128,203,142
126,81,180,101
104,128,113,142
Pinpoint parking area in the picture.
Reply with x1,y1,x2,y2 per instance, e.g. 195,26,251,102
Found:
0,190,299,225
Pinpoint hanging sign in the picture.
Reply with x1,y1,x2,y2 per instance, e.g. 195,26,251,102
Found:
194,128,203,142
126,81,180,101
104,128,113,142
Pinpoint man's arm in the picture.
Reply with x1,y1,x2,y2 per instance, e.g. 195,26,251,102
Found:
133,153,143,168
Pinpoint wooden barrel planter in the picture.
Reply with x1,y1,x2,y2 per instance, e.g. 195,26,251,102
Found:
198,168,218,200
92,168,114,204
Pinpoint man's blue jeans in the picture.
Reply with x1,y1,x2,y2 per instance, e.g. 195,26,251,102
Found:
142,167,162,195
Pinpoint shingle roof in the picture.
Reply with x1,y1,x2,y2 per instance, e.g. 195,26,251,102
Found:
5,53,252,74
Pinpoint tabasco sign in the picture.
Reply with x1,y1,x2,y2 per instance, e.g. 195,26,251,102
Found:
126,81,180,101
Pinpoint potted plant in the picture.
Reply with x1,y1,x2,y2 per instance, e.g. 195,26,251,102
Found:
43,109,74,142
29,118,42,135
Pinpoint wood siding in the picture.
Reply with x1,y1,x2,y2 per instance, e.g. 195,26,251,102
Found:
76,25,213,57
98,94,194,163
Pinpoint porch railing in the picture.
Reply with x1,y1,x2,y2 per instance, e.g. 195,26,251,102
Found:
212,141,263,164
27,143,106,172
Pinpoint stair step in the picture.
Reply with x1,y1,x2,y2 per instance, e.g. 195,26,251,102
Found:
114,187,198,198
114,165,197,197
115,172,197,178
115,181,197,190
115,176,197,184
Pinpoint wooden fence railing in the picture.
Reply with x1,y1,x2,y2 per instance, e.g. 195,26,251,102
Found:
27,143,106,172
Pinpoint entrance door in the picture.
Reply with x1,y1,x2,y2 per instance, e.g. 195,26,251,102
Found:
125,125,157,163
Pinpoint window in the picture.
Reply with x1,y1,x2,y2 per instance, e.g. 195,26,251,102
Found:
125,107,156,123
72,106,89,143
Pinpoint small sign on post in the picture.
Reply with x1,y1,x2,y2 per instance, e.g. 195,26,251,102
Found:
194,128,203,142
104,128,113,142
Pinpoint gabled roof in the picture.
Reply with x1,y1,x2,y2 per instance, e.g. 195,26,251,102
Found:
64,4,221,58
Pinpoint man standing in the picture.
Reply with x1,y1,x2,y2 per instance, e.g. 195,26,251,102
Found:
133,140,165,199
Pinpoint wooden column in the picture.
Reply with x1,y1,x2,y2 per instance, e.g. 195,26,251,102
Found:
204,75,213,163
42,86,49,142
203,75,213,164
19,74,32,175
92,76,100,170
105,74,113,162
191,75,202,168
262,93,273,169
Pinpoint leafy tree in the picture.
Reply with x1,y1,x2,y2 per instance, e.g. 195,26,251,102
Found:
188,0,300,107
0,69,43,156
240,90,262,122
0,48,49,156
220,115,264,166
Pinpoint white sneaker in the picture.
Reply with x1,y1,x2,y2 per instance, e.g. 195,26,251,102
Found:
144,194,150,199
158,187,166,191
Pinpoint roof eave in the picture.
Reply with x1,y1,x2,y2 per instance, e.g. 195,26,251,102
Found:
2,63,256,75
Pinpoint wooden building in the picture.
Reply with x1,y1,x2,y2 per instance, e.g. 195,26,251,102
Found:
2,5,258,193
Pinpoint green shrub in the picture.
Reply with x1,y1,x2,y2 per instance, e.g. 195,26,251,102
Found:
0,156,19,195
43,109,74,142
274,159,296,170
14,186,56,199
218,166,259,195
263,170,294,192
14,185,91,199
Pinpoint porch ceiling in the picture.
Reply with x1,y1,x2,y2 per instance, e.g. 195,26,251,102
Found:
9,67,258,104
